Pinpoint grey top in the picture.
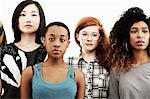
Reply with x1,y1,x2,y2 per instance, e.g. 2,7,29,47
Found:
108,62,150,99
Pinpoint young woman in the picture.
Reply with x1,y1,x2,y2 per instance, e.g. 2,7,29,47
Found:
21,22,85,99
1,0,47,98
108,7,150,99
66,17,109,99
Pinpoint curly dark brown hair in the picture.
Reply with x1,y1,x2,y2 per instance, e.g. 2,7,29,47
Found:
107,7,150,72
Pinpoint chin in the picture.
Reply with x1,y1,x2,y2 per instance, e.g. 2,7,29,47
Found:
86,48,95,51
134,47,147,51
52,55,62,59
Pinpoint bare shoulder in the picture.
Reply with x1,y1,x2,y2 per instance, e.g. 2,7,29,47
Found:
74,68,84,76
22,65,35,78
74,68,85,82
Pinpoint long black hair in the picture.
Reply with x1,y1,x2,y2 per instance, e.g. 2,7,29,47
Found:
12,0,46,44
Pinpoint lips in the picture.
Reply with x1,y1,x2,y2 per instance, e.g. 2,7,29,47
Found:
25,25,32,28
52,49,61,54
136,40,145,46
85,43,93,46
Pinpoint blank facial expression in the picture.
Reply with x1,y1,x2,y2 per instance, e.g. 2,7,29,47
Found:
77,26,100,52
18,4,40,34
44,25,69,58
130,21,150,50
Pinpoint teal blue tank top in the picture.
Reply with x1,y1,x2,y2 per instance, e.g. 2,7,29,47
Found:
32,63,77,99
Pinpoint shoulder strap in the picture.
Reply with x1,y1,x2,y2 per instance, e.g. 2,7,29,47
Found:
69,65,75,78
34,62,42,77
31,65,34,75
36,62,42,70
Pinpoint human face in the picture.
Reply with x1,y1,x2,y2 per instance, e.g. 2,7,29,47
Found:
18,4,40,34
44,25,69,59
77,26,100,52
130,21,150,51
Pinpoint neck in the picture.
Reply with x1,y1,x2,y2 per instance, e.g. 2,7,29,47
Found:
14,33,40,52
45,56,66,67
133,50,150,65
20,32,36,44
82,49,96,63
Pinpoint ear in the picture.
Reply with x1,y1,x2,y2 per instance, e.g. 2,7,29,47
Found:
76,33,80,41
41,37,45,45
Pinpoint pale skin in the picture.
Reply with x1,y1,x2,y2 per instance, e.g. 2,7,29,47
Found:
15,4,41,52
0,3,41,97
76,26,101,62
21,25,85,99
129,21,150,66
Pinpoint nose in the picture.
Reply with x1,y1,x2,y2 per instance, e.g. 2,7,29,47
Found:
87,35,92,41
137,30,143,38
26,18,31,23
26,20,31,23
25,15,32,23
53,40,60,48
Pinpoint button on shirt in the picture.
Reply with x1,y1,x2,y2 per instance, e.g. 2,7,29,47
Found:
66,56,109,99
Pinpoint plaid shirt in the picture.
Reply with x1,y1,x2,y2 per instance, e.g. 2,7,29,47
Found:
65,56,109,99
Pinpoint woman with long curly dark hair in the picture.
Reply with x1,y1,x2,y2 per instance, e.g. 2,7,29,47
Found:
108,7,150,99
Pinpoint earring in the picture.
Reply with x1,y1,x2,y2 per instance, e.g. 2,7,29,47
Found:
40,37,45,44
125,42,129,52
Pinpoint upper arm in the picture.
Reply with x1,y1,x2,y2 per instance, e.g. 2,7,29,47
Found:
21,66,34,99
108,68,120,99
75,69,85,99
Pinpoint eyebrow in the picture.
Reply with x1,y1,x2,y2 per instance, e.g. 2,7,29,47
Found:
21,10,38,13
81,31,99,34
31,11,38,13
49,34,55,37
131,27,149,30
60,35,66,37
48,34,67,38
92,32,99,34
81,31,87,33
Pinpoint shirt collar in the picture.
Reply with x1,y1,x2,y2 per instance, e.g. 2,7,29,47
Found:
78,54,99,63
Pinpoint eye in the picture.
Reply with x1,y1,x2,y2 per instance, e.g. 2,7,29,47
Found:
60,38,66,43
82,33,88,36
20,13,25,16
49,37,55,42
93,34,99,37
130,30,137,34
81,31,88,36
142,29,148,33
32,14,38,16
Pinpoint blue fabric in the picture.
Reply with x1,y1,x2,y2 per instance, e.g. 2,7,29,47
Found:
32,63,77,99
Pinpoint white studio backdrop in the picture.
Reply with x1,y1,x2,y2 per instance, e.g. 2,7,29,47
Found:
0,0,150,58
